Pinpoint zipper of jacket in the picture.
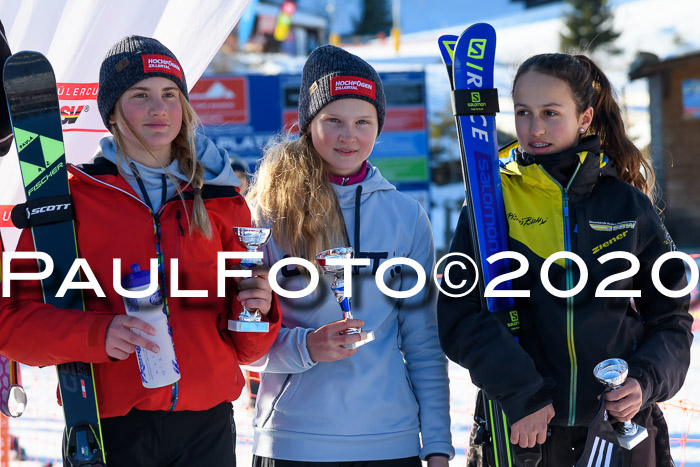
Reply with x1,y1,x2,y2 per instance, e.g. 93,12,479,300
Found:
175,209,185,236
70,166,180,410
261,373,293,427
562,179,575,426
540,162,582,426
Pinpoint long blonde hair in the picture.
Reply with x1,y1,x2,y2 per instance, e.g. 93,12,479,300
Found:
111,92,212,238
246,132,347,264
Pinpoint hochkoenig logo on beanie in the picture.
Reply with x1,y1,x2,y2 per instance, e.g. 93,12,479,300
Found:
330,76,376,99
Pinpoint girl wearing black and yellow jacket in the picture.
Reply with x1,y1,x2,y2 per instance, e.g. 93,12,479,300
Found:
437,53,693,466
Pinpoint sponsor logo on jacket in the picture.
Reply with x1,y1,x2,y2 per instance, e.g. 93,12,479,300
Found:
589,220,636,232
592,230,629,255
507,212,548,227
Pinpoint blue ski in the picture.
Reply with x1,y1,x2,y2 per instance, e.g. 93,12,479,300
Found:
439,24,516,466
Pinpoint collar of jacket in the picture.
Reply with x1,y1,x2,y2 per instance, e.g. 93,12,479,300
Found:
69,154,241,204
499,135,618,199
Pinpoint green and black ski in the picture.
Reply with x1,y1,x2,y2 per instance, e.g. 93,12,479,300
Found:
3,51,105,466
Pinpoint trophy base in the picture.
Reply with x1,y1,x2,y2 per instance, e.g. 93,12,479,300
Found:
341,330,375,349
228,319,269,333
618,426,648,450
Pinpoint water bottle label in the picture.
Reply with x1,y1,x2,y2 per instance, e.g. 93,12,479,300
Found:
135,347,149,385
149,291,163,306
124,297,139,314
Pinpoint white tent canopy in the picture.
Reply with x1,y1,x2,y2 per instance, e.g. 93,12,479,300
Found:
0,0,250,248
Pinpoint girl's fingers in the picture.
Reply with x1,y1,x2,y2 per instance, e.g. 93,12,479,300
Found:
240,298,271,312
109,348,130,361
121,316,156,336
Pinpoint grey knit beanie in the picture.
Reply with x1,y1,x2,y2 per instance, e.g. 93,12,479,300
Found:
298,45,385,135
97,35,188,131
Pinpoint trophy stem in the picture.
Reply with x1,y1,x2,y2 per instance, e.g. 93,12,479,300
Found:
228,227,271,333
316,247,375,349
593,358,648,450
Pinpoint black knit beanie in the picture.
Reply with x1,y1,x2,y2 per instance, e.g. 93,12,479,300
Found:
97,35,188,131
298,45,385,135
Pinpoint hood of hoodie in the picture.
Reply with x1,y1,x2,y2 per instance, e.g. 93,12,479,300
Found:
98,133,239,211
99,133,239,187
330,162,395,207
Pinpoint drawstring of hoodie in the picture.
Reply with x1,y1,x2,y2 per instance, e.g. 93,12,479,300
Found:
128,162,167,213
354,185,362,251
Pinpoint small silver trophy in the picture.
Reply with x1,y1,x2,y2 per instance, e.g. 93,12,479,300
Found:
593,358,648,450
0,356,27,418
228,227,272,333
316,247,375,349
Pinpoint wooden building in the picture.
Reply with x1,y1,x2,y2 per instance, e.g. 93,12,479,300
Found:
630,51,700,248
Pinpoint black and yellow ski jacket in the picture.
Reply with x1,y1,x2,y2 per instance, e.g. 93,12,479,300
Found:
438,137,693,427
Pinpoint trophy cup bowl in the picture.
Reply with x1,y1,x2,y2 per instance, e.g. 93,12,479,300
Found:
594,358,648,449
315,247,375,349
1,384,27,418
6,385,27,417
228,227,272,332
1,357,27,417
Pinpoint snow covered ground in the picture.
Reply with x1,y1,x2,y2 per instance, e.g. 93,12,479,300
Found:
7,331,700,465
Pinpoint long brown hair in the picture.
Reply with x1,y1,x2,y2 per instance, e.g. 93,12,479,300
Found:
512,53,657,203
111,92,212,238
246,132,347,265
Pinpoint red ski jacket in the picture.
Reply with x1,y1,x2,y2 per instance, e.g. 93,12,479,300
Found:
0,158,280,418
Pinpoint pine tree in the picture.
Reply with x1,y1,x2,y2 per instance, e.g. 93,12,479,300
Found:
560,0,621,54
352,0,392,37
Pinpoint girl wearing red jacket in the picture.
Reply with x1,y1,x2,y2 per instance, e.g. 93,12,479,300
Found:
0,35,280,466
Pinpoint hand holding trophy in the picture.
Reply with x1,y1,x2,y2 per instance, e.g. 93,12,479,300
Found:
228,227,271,333
593,358,648,449
316,247,375,349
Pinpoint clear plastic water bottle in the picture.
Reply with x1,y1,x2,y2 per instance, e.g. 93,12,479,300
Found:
122,264,180,388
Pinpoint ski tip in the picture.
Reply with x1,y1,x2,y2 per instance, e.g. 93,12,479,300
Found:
3,50,56,94
457,22,496,35
4,50,50,68
438,35,458,66
456,23,497,45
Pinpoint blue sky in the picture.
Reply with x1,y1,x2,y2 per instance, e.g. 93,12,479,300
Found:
298,0,527,35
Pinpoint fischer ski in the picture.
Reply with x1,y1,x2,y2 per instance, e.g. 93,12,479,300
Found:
439,24,518,466
3,51,105,466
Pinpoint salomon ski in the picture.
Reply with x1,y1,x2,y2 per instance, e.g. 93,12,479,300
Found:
439,24,517,466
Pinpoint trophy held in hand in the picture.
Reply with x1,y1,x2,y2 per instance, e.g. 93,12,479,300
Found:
593,358,648,450
316,247,375,349
228,227,271,333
